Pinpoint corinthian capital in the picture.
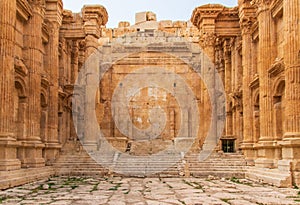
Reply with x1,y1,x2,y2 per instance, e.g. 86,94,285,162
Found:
200,32,217,48
240,17,255,34
250,0,272,7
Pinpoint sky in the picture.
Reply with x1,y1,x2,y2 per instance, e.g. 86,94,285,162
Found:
63,0,238,28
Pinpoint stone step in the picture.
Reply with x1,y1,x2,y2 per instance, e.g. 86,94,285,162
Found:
246,167,292,187
0,166,55,190
54,141,248,178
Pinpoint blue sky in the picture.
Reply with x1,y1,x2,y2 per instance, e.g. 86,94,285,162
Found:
63,0,237,28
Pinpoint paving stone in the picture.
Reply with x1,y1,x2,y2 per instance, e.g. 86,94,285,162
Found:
0,176,300,204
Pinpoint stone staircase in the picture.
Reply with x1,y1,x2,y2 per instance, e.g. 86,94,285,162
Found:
159,152,247,178
246,166,292,187
53,140,247,178
54,142,246,178
53,141,109,176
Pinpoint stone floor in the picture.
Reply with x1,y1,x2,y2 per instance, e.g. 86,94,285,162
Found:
0,176,300,205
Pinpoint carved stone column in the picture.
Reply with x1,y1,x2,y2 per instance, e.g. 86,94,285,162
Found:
279,0,300,185
22,1,46,167
44,0,63,165
239,0,256,165
252,0,277,168
81,5,108,151
223,39,233,139
0,0,21,171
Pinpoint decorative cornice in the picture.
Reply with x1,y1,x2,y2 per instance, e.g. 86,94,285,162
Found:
41,76,50,89
251,22,259,42
82,5,108,26
42,22,49,44
250,74,259,89
250,0,272,7
250,0,272,14
270,0,283,18
14,57,28,77
191,4,224,28
17,0,33,21
268,58,284,78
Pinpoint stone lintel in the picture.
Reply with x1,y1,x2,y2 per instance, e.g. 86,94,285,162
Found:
84,21,101,38
60,27,85,40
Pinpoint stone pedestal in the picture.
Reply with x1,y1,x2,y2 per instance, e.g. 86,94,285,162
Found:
17,142,45,168
0,135,21,171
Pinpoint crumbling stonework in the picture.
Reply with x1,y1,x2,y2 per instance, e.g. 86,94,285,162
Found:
0,0,299,189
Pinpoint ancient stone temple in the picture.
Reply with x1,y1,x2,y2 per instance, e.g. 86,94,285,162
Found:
0,0,299,189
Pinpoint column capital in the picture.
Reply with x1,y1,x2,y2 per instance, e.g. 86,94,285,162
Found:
250,0,272,7
240,17,255,34
199,32,217,48
250,0,272,14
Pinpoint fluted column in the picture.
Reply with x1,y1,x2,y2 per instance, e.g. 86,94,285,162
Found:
282,0,300,139
253,0,276,168
44,0,63,164
279,0,300,185
224,39,233,138
239,1,256,164
0,0,21,171
81,5,108,151
22,1,45,167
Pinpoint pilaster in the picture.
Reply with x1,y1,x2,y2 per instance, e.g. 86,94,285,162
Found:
0,0,22,171
21,0,46,168
279,0,300,185
44,0,63,165
251,0,277,168
239,0,257,165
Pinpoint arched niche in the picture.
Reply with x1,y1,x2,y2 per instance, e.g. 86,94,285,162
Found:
40,92,48,143
252,90,260,143
14,79,27,141
273,79,285,140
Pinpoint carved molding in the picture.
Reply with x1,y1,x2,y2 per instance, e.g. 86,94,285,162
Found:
200,32,217,47
17,0,33,21
250,0,272,7
191,4,224,28
45,0,63,24
270,0,283,18
251,22,259,42
268,58,284,78
250,74,259,89
42,23,49,44
14,57,28,77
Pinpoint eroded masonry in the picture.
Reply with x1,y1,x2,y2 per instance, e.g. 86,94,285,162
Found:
0,0,299,189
